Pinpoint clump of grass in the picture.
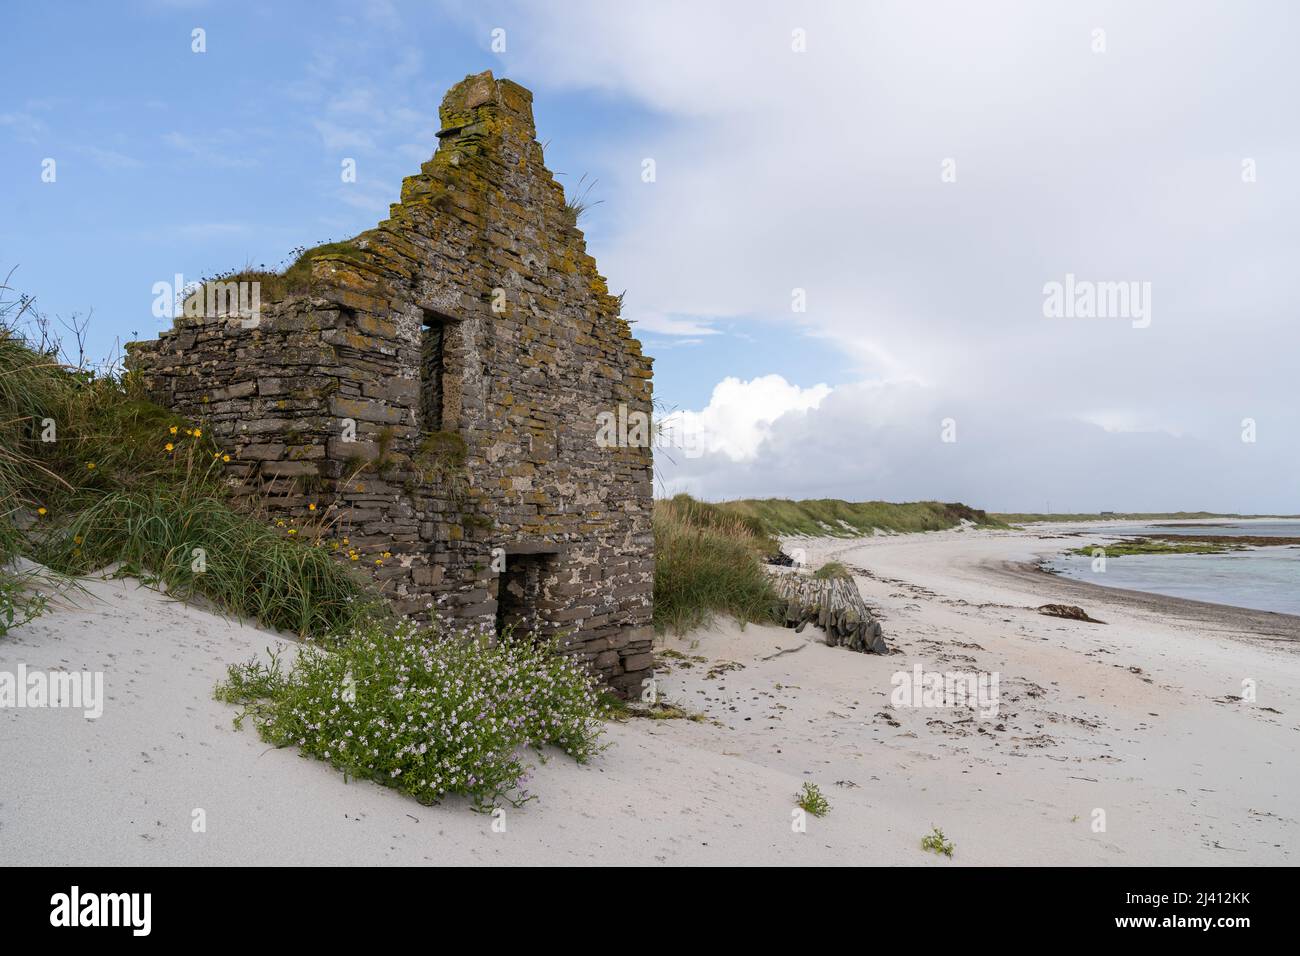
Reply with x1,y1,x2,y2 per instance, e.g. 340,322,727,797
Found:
812,561,851,580
921,826,955,858
189,240,367,308
214,617,607,809
653,494,782,633
796,781,830,817
37,488,375,637
411,429,469,499
561,173,603,226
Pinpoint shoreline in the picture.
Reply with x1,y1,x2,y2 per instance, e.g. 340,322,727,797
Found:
989,558,1300,646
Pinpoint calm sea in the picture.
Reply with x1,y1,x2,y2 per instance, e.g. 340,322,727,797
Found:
1046,520,1300,616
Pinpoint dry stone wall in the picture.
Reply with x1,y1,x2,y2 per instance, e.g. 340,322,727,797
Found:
126,71,656,695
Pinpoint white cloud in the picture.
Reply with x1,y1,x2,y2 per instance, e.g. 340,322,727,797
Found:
465,0,1300,509
663,374,830,461
657,377,1295,513
633,312,721,336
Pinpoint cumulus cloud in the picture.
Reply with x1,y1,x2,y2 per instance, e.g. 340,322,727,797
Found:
662,374,830,461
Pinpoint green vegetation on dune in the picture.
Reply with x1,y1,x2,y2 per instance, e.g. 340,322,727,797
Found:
715,497,1003,537
652,495,782,634
39,489,376,636
1,277,373,639
215,617,606,809
651,494,999,634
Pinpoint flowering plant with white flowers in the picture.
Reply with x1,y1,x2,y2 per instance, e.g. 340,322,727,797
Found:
215,617,607,809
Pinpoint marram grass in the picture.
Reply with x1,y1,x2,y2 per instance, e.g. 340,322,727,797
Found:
37,489,375,637
652,494,782,634
1,289,373,640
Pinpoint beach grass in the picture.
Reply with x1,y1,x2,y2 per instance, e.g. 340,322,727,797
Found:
812,560,852,580
652,494,783,634
1,280,372,639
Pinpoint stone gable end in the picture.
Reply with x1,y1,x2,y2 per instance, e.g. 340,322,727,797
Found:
126,71,656,696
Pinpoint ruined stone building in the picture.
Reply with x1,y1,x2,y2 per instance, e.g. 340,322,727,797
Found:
126,72,656,695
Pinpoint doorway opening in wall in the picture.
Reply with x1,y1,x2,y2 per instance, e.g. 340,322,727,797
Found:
495,551,557,637
420,308,454,431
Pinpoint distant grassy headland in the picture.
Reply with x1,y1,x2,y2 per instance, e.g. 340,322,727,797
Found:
707,498,1003,538
994,511,1299,524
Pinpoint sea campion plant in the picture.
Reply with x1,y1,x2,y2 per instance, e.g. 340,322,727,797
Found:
0,571,48,637
215,616,607,809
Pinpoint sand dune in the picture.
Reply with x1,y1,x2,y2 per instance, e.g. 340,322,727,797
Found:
2,523,1295,865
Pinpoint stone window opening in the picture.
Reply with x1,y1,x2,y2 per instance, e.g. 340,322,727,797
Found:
420,308,456,432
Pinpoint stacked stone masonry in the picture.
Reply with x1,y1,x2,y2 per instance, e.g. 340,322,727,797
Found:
126,72,656,696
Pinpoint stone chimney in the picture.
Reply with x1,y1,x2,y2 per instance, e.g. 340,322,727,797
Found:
437,70,536,142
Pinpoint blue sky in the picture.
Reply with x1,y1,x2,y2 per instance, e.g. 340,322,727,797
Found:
3,1,1297,511
1,0,838,414
0,3,677,373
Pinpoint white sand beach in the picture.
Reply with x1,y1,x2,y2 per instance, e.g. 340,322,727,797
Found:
2,523,1296,866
